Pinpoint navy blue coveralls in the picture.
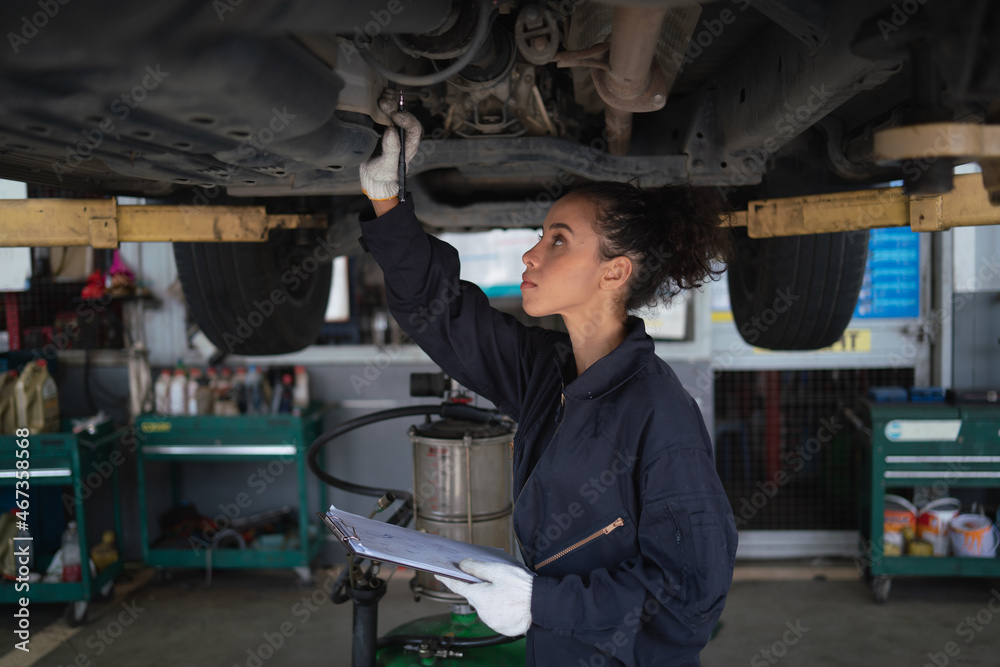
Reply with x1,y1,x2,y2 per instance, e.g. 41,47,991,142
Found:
360,198,737,666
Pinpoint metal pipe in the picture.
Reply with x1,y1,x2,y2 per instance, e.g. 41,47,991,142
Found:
606,106,635,157
607,6,668,96
604,5,670,155
349,579,387,667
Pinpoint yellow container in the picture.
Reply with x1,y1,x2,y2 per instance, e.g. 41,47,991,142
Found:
91,531,119,572
14,360,60,433
906,540,934,557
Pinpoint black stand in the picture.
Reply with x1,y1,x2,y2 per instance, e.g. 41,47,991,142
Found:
348,577,387,667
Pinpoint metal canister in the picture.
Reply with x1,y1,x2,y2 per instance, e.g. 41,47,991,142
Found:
409,417,514,602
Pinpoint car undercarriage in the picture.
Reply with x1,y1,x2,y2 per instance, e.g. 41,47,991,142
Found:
1,0,997,353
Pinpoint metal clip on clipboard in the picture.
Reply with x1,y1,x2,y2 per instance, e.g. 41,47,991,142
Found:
323,513,361,545
320,506,528,584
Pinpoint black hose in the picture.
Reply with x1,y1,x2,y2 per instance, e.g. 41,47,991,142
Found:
357,0,492,87
308,401,505,609
377,632,522,649
307,401,502,502
307,405,439,506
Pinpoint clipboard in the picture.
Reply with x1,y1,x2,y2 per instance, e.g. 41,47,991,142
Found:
319,505,526,584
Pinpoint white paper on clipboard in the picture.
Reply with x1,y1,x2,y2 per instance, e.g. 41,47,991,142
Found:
320,505,526,584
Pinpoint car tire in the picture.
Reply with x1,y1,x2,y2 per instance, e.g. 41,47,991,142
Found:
727,228,869,350
173,231,333,356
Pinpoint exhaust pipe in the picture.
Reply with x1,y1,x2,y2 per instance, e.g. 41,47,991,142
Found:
592,5,670,155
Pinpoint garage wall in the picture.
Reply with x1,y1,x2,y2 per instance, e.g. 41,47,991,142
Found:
952,293,1000,387
952,226,1000,387
117,241,202,368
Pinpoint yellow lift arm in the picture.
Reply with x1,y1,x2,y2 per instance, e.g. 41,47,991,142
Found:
0,165,997,248
0,199,325,248
734,172,1000,238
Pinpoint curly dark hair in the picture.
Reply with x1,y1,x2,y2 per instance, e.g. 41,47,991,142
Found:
571,181,734,313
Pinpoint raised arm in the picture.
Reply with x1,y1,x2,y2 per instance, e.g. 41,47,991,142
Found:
359,197,548,419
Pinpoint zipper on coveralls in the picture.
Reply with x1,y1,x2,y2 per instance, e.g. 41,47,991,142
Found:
535,517,626,569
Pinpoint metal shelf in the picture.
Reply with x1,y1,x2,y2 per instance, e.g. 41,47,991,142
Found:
0,422,126,618
134,406,327,579
857,400,1000,602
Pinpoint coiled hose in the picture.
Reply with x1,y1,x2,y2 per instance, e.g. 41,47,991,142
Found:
306,401,524,649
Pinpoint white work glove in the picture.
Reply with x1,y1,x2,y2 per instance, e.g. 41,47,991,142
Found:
435,558,535,637
359,91,423,201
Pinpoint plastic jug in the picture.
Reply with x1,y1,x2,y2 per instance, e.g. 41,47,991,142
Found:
233,367,247,414
293,365,309,413
168,369,187,415
187,368,202,415
272,373,294,414
14,360,60,432
214,367,235,415
245,365,264,414
61,521,82,582
153,368,171,414
194,376,214,416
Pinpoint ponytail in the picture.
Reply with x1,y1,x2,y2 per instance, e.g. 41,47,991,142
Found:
573,181,733,313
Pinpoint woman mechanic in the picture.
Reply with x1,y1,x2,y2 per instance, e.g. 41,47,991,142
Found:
357,99,738,667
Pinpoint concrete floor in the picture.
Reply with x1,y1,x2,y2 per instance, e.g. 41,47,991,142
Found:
2,563,999,667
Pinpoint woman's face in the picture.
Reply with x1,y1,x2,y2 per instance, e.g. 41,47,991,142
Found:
521,193,621,319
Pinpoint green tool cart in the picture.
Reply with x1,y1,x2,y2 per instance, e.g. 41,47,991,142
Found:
134,405,326,583
856,400,1000,603
0,420,126,626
